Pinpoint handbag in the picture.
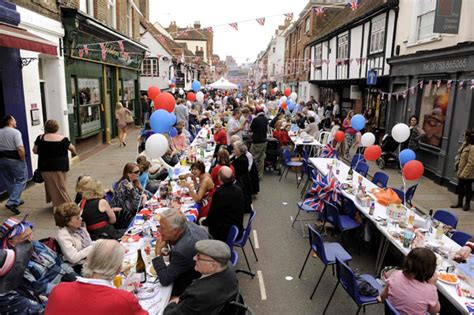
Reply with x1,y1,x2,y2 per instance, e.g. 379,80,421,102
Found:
32,169,43,183
125,111,134,124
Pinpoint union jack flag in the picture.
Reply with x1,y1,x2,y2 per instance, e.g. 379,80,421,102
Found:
284,13,294,21
229,23,238,31
303,176,340,212
347,0,359,11
256,18,265,26
314,6,325,16
321,142,337,158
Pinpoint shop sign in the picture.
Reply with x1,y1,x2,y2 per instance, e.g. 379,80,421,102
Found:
422,57,468,73
433,0,462,34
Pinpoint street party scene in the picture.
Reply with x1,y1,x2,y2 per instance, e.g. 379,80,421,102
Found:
0,0,473,314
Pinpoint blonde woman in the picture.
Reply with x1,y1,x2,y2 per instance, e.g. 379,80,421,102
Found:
115,102,132,147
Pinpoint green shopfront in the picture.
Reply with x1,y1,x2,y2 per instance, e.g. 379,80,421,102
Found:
62,8,146,153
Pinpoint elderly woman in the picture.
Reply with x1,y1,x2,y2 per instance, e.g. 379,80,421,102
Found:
0,217,76,299
111,163,147,228
231,141,253,212
54,202,93,267
33,119,76,211
115,102,132,147
210,148,235,187
83,179,125,239
213,122,227,146
45,240,147,315
272,120,290,147
179,161,215,218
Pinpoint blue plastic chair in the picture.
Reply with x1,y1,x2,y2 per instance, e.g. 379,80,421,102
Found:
300,165,316,197
298,224,352,300
298,148,311,189
372,171,389,188
323,257,382,315
234,210,258,272
384,299,400,315
226,225,240,252
351,154,365,168
451,230,472,246
392,184,418,206
355,162,369,177
323,201,361,245
230,249,239,268
279,148,303,185
433,209,458,229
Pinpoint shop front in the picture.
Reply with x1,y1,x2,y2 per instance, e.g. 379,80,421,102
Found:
61,8,146,154
388,43,474,189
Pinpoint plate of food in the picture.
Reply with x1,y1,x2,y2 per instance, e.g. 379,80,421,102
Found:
438,272,460,285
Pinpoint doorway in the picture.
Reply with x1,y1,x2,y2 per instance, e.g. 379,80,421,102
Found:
40,81,47,123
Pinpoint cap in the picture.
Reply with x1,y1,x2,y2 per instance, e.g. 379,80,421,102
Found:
195,240,231,264
0,241,33,293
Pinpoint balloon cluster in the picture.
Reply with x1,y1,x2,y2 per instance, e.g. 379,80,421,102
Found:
390,123,424,180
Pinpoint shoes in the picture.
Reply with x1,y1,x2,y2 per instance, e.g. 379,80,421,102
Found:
451,203,463,208
19,200,24,206
5,204,21,215
463,201,471,211
122,141,127,147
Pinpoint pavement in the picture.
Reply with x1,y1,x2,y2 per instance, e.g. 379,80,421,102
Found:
1,128,472,314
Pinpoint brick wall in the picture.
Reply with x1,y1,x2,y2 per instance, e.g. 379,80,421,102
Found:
10,0,60,21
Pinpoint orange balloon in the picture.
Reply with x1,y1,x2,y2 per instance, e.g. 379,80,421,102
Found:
284,88,291,97
403,160,424,181
148,86,161,99
364,145,382,161
281,102,287,110
334,131,345,142
154,92,176,113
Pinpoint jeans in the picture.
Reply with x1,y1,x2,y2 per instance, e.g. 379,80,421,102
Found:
250,142,267,180
0,158,28,206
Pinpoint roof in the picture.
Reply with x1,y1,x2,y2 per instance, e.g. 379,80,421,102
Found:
166,27,209,41
308,0,396,46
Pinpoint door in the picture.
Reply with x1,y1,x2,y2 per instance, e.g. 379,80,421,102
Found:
40,81,47,123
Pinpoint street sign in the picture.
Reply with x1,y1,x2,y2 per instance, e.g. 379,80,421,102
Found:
433,0,462,34
367,69,377,86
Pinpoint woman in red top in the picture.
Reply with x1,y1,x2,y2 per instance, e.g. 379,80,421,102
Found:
210,148,235,187
272,120,290,146
213,123,227,145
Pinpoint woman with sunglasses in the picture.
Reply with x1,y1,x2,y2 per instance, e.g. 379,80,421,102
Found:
111,163,148,228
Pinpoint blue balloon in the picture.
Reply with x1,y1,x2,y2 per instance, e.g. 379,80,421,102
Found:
262,84,267,89
399,149,416,165
169,127,178,138
287,100,295,111
150,109,173,134
191,80,201,92
351,114,366,131
169,113,177,126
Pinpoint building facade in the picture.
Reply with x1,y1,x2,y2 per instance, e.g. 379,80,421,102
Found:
387,0,474,188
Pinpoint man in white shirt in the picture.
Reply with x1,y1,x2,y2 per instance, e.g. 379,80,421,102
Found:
332,101,340,118
226,108,244,144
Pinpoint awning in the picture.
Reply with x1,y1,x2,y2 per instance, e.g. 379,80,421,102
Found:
0,22,57,56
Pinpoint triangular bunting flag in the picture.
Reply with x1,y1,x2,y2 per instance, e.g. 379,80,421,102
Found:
284,13,294,21
206,27,213,33
347,0,359,11
118,40,124,53
78,48,84,58
256,18,265,26
471,80,474,90
83,44,89,55
229,23,238,31
314,7,325,16
459,81,464,90
99,43,106,61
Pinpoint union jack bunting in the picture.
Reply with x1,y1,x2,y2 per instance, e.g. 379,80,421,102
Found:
321,142,337,158
206,27,214,33
471,80,474,90
436,80,442,88
83,44,89,55
347,0,359,11
303,176,340,212
99,43,106,61
314,7,325,16
284,13,294,21
459,81,464,90
118,40,124,53
229,23,238,31
256,18,265,26
447,80,453,89
418,81,423,89
78,48,84,58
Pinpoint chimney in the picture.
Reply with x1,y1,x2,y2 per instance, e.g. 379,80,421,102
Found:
169,21,178,34
194,21,201,29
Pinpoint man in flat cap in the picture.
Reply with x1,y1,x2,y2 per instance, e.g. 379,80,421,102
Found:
163,240,239,315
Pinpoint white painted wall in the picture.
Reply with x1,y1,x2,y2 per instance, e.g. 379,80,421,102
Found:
395,0,474,56
384,10,396,76
268,36,285,86
328,38,337,80
17,5,67,170
349,25,363,78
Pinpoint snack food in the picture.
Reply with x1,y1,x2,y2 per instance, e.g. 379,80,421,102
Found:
438,272,459,285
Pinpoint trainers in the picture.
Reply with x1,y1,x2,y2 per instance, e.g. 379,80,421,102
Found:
5,204,21,215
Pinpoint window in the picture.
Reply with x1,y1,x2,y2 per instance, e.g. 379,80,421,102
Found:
108,0,116,28
126,0,133,36
79,0,94,15
292,32,296,45
305,17,310,33
416,0,436,41
419,83,449,148
76,78,101,135
141,58,159,76
272,64,275,75
369,15,385,54
272,47,275,53
337,33,349,59
304,47,309,71
299,27,304,41
315,44,322,66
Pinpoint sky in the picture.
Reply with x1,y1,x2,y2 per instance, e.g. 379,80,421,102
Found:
149,0,308,65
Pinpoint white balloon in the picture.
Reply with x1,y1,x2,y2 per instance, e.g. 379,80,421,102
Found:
290,92,297,101
361,132,376,147
178,88,184,95
196,91,204,103
145,134,169,159
262,89,267,95
391,123,410,143
280,96,287,103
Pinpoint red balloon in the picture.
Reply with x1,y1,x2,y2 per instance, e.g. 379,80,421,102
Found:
364,145,382,161
187,92,196,102
403,160,424,181
271,89,277,95
284,88,291,97
148,86,161,100
154,92,176,113
281,102,287,110
334,131,345,143
169,83,176,88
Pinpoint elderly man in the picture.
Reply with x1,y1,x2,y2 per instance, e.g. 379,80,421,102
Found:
45,240,147,315
226,108,244,143
153,209,209,296
250,106,268,180
163,240,239,315
202,166,244,242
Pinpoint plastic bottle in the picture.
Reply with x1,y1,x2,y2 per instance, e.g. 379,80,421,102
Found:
369,201,375,216
408,207,415,226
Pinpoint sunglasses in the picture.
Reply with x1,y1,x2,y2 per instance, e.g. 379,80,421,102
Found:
131,170,140,174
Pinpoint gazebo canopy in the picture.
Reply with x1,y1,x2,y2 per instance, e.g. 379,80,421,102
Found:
209,77,238,90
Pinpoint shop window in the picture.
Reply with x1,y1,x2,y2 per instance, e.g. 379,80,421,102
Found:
141,58,158,76
369,15,385,54
108,0,117,29
120,79,136,115
77,78,101,135
416,0,436,41
419,84,449,148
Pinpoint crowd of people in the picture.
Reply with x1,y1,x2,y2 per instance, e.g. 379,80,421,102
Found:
0,86,473,314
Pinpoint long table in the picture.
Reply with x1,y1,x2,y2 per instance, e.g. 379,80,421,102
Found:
310,157,472,314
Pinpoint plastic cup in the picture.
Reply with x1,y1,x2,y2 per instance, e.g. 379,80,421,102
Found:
113,274,123,288
403,230,414,248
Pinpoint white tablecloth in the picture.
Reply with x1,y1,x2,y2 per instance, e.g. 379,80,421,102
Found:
310,157,472,314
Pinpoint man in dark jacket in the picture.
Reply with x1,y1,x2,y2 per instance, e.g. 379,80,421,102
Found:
153,209,209,296
250,107,268,180
202,166,244,242
163,240,238,315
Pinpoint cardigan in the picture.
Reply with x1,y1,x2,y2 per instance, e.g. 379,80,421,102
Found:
56,227,93,264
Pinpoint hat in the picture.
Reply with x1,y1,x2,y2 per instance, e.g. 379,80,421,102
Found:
0,241,33,293
0,217,33,247
195,240,231,264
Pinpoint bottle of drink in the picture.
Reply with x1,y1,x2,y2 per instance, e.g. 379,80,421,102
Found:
426,209,434,234
369,201,375,216
136,250,147,283
347,167,353,181
408,207,415,226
